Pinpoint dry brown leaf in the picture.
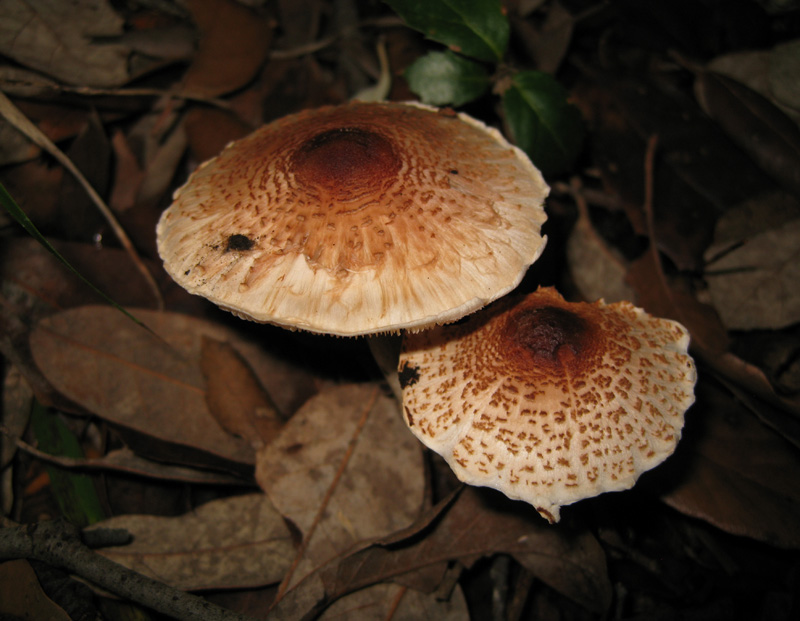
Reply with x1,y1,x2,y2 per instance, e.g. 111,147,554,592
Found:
567,203,636,304
770,39,800,114
200,335,283,449
706,48,800,126
181,0,274,98
28,306,314,472
0,0,131,87
184,106,253,163
0,559,71,621
626,252,730,354
320,582,469,621
0,117,39,166
695,69,800,198
705,218,800,330
86,493,293,590
660,380,800,549
282,486,612,617
0,238,167,317
109,129,145,214
256,384,425,599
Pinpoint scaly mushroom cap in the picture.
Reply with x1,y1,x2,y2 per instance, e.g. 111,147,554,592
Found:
156,102,548,336
399,287,697,522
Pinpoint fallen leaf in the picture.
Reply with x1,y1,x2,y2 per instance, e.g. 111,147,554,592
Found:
0,238,169,320
659,380,800,549
0,117,40,166
567,202,636,304
509,1,574,75
704,218,800,330
695,70,800,198
86,493,294,590
13,443,248,486
573,75,771,271
289,486,613,617
0,0,131,87
108,129,145,214
1,365,33,472
201,335,283,449
707,189,800,250
626,252,730,354
181,0,274,98
57,113,112,241
320,582,469,621
29,306,311,472
706,47,800,126
256,384,425,599
0,559,71,621
184,106,253,164
770,38,800,115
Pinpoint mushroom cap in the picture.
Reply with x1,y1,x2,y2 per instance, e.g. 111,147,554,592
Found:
156,102,548,336
399,287,697,522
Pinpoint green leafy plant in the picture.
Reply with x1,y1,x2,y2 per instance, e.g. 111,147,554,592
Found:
385,0,584,175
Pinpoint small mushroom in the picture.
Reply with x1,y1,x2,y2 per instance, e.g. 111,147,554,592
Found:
399,287,697,523
157,101,549,337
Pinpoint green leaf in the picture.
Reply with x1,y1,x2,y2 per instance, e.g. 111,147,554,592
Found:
405,50,490,106
502,71,584,175
30,401,107,527
384,0,509,63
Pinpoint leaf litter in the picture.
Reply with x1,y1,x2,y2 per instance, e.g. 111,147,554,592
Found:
2,0,800,619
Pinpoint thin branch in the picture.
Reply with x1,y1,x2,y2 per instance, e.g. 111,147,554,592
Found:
0,519,260,621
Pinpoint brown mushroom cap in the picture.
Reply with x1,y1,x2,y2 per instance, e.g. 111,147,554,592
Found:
399,287,697,522
156,102,548,336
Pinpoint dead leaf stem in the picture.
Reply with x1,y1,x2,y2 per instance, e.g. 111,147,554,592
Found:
0,90,163,309
643,134,669,304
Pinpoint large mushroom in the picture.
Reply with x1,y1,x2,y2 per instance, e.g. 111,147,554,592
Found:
398,287,697,523
157,101,549,337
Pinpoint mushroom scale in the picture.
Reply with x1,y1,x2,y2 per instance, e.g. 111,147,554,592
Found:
399,287,697,522
156,102,549,336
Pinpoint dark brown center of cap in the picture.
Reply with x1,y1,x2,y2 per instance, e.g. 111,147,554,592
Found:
291,127,400,199
508,306,590,367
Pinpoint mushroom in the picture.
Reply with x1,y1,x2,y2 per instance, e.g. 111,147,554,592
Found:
398,287,697,523
156,101,549,337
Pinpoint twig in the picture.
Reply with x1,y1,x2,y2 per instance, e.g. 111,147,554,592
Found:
0,90,163,309
0,519,260,621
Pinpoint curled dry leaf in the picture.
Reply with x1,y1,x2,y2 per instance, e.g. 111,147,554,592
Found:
29,306,315,473
705,218,800,330
659,380,800,549
566,202,636,304
181,0,274,98
695,70,800,198
320,582,469,621
200,335,283,450
0,560,72,621
626,252,730,355
0,0,131,87
256,384,425,602
85,494,294,590
305,487,612,616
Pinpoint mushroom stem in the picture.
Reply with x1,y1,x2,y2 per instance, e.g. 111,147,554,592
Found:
367,334,403,403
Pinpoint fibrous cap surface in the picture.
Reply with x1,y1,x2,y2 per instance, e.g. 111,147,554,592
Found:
156,102,549,336
399,287,697,522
